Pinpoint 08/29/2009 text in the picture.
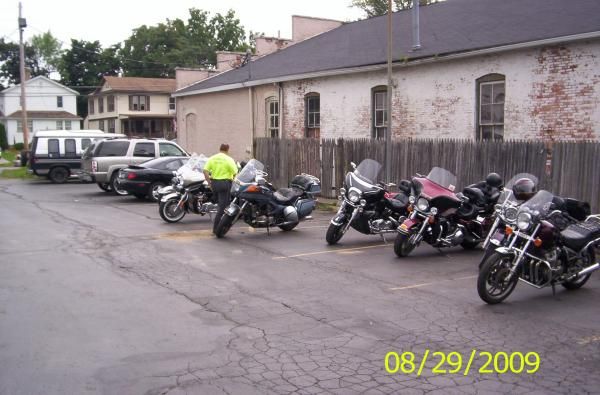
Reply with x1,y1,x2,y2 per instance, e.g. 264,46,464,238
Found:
384,350,540,376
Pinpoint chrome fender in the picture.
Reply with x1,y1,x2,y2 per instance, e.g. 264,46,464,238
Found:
160,192,180,203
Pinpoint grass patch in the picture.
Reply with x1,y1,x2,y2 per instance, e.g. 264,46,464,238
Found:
0,167,34,179
316,200,339,212
0,149,18,167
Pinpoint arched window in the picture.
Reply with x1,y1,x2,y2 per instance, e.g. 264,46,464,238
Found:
477,73,505,141
305,93,320,138
372,86,387,139
265,96,279,138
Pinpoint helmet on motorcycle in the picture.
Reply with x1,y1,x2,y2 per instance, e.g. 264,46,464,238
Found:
485,172,503,188
512,178,536,201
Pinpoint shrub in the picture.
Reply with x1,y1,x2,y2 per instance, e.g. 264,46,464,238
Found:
13,143,24,151
0,123,7,150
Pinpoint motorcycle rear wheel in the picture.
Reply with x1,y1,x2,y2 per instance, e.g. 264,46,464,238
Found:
562,248,595,290
326,223,345,245
159,198,186,223
477,252,518,304
394,232,416,257
215,214,235,238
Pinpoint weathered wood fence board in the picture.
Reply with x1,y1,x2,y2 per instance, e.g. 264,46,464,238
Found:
254,138,600,212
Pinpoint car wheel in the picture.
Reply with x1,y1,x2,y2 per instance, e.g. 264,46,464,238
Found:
48,167,69,184
110,173,129,196
147,182,166,202
97,182,111,192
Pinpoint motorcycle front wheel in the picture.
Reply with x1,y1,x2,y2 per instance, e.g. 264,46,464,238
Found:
477,252,518,304
215,214,235,238
159,198,186,223
394,232,416,257
326,222,346,245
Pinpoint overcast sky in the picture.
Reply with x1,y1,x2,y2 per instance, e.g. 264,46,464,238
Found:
1,0,365,48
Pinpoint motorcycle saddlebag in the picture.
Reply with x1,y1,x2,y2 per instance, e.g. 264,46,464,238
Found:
561,218,600,251
290,174,321,194
296,198,316,218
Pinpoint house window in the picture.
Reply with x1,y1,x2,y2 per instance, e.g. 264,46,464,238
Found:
99,120,105,131
57,96,63,108
108,119,115,134
88,98,95,115
305,93,320,138
372,87,387,139
477,74,505,141
107,95,115,112
169,97,176,110
129,95,150,111
65,120,72,130
65,138,76,157
98,97,104,113
56,120,63,130
266,97,279,138
17,120,33,133
48,139,60,157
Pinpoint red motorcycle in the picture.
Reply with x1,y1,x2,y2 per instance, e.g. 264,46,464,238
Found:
394,167,500,257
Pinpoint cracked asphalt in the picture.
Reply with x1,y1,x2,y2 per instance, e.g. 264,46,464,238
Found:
1,179,599,395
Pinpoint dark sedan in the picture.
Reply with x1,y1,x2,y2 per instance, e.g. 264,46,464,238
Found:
117,157,189,202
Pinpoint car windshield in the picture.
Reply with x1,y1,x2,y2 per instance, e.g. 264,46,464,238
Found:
426,167,458,191
499,173,539,204
355,159,382,184
237,159,265,184
518,190,555,217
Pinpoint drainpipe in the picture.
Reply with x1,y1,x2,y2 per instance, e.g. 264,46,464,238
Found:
278,82,283,139
249,87,255,156
412,0,421,50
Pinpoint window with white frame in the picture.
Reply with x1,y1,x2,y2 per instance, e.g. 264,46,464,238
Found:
99,120,105,131
16,120,33,133
57,96,63,108
305,93,320,138
107,95,115,112
169,97,176,110
477,74,505,141
98,97,104,113
65,120,72,130
372,87,387,139
266,97,279,138
108,119,115,134
129,95,150,111
56,120,63,130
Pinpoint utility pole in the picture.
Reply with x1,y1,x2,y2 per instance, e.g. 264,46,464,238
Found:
385,0,393,182
18,2,30,159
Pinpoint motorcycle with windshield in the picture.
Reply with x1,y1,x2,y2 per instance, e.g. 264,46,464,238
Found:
477,190,600,304
394,167,501,257
214,159,320,238
158,154,217,223
326,159,410,245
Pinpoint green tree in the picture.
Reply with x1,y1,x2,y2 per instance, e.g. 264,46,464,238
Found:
120,8,251,78
58,39,121,117
0,38,48,86
31,31,62,72
351,0,442,18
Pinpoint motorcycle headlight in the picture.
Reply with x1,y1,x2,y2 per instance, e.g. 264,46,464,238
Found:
348,189,361,203
416,197,429,212
503,206,518,223
409,195,416,204
517,212,532,231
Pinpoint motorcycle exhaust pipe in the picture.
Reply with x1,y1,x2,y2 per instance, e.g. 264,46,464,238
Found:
568,263,600,281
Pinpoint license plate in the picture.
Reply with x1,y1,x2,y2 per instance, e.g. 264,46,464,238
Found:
225,206,236,215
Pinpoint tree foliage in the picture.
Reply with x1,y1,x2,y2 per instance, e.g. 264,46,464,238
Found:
120,8,251,77
0,38,48,87
351,0,442,18
31,31,62,72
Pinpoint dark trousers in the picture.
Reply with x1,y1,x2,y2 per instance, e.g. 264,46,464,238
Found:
212,179,232,233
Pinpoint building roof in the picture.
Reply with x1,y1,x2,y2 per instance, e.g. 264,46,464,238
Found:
98,76,177,94
175,0,600,96
6,111,82,120
0,76,80,96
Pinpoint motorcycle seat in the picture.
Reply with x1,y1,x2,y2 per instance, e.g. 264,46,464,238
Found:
274,187,303,203
386,193,408,210
561,220,600,251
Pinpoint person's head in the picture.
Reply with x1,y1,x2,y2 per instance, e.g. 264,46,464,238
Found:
219,143,229,153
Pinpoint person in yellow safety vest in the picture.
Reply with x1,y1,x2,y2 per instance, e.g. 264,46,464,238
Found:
203,143,238,234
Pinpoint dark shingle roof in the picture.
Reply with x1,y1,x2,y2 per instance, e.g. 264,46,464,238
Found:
176,0,600,95
101,76,176,94
6,111,82,120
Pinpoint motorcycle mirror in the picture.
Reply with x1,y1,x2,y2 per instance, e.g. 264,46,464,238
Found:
350,162,357,170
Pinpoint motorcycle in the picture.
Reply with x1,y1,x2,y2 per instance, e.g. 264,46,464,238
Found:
394,167,501,257
477,190,600,304
480,173,539,265
325,159,410,245
158,154,217,223
214,159,321,238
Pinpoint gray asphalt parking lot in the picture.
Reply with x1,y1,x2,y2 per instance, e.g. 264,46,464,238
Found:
1,179,599,394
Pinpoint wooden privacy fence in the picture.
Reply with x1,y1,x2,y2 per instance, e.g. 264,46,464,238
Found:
254,138,600,212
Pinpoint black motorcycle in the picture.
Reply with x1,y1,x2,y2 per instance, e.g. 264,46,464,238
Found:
326,159,410,245
214,159,320,238
158,155,216,223
478,190,600,304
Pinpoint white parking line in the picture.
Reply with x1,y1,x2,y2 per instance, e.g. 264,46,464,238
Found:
272,243,390,260
388,275,477,291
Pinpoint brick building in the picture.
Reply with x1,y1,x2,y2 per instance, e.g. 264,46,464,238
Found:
173,0,600,160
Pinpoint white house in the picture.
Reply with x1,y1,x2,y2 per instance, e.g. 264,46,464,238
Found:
0,76,81,146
